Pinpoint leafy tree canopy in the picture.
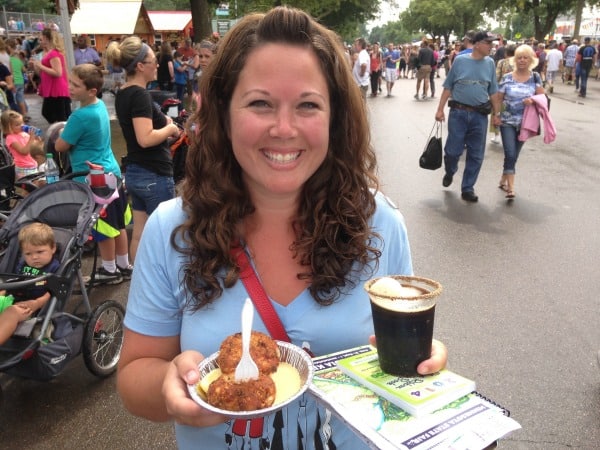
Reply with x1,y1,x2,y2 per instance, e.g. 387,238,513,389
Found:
370,21,421,46
0,0,56,12
399,0,486,45
482,0,598,41
143,0,191,10
394,0,600,45
146,0,383,41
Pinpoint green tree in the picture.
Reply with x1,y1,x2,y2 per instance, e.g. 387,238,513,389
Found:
143,0,191,10
505,13,535,41
400,0,486,46
191,0,383,41
190,0,213,42
143,0,216,42
370,21,418,45
483,0,600,41
300,0,378,36
0,0,56,12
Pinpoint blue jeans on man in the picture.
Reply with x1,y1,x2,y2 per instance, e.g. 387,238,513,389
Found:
443,108,488,194
579,65,591,97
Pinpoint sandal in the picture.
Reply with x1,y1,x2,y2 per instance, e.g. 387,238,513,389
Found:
506,190,516,199
498,181,509,192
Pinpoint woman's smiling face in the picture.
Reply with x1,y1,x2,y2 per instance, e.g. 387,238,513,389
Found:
228,43,330,201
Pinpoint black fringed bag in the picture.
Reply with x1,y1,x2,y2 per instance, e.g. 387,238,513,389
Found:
419,121,443,170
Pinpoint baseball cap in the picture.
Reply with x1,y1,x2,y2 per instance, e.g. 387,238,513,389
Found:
472,31,497,44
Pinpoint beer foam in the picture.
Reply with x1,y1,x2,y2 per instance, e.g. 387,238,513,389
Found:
370,277,405,297
370,277,425,298
369,277,434,312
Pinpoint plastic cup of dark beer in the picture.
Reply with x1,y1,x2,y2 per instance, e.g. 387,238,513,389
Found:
365,275,442,377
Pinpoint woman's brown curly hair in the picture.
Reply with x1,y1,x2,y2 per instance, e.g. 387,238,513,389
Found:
173,6,381,309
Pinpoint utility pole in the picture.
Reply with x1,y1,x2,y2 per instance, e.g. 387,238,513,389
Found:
58,0,75,71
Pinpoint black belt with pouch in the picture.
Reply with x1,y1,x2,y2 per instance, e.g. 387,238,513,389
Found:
448,100,492,115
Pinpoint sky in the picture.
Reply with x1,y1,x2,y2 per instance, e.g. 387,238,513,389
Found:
370,1,409,27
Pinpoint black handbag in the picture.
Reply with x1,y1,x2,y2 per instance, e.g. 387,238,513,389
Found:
419,121,443,170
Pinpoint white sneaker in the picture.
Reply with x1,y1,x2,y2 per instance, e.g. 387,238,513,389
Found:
490,137,500,144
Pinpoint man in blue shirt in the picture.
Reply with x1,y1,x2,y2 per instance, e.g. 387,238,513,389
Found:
577,37,597,98
434,31,501,203
382,42,400,96
74,35,102,67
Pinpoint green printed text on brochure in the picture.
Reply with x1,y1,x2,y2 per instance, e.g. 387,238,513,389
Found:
336,346,476,416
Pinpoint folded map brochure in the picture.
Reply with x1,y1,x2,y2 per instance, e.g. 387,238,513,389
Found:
308,345,521,450
335,346,476,417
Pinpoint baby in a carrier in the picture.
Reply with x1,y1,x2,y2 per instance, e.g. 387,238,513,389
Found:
0,222,58,344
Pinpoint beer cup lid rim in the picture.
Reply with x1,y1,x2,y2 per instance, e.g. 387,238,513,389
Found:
365,275,442,300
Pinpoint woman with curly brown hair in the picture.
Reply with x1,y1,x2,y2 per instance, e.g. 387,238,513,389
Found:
118,6,447,449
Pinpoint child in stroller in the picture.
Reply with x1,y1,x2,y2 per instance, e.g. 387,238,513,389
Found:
0,222,59,345
0,180,125,381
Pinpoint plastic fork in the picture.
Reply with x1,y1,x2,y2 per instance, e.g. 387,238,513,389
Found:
234,298,260,381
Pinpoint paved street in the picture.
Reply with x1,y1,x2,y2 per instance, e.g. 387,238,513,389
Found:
1,74,599,449
370,75,600,449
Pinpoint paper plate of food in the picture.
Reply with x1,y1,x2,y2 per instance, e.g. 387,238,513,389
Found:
187,331,314,419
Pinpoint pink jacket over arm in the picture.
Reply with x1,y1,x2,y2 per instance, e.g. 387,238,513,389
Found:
518,94,556,144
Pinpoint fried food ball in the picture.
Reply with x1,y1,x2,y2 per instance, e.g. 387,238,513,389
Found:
217,331,280,375
207,373,276,411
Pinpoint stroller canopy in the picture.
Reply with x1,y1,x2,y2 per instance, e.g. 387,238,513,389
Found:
0,181,96,251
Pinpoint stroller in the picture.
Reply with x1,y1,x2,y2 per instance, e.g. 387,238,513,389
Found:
167,108,191,185
0,141,16,213
0,180,125,380
170,115,191,185
45,121,71,176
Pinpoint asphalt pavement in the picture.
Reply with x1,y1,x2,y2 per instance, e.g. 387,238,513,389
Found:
369,74,600,449
1,75,599,449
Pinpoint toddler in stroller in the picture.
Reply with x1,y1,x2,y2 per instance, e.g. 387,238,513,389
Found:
0,180,125,381
0,222,59,345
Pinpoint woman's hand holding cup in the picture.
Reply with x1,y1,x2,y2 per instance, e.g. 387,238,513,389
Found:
369,335,447,375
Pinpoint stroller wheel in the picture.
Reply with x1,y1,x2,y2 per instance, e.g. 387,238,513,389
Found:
83,300,125,377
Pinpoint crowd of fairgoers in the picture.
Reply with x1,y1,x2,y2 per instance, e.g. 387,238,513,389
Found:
348,34,599,99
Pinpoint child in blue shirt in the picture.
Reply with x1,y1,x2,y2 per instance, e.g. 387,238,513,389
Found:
55,64,133,285
173,51,187,111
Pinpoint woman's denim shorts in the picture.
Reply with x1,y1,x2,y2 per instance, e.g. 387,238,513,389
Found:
125,163,174,215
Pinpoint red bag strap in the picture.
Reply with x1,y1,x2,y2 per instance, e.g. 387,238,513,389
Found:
231,247,291,343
